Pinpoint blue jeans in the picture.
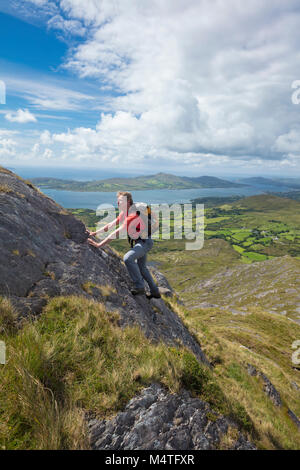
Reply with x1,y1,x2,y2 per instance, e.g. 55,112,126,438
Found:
123,238,159,293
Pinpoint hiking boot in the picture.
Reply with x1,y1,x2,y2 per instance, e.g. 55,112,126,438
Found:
131,288,145,296
146,292,161,300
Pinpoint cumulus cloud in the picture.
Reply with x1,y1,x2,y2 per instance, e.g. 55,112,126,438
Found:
5,108,37,123
273,129,300,153
40,130,52,145
3,0,300,173
53,1,300,169
0,132,17,157
42,147,53,159
47,14,86,36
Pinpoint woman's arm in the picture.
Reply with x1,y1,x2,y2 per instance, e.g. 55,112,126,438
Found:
88,222,110,237
88,213,123,237
87,224,126,248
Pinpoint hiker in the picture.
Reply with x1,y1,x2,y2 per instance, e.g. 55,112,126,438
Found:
87,191,161,299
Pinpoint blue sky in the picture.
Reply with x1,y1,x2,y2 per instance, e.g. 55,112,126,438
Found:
0,0,300,177
0,6,110,132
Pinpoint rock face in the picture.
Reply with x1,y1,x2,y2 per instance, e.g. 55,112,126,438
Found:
0,167,208,365
89,384,256,450
0,167,256,449
150,268,174,297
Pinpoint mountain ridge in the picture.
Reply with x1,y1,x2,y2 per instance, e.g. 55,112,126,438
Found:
29,172,246,192
239,176,300,189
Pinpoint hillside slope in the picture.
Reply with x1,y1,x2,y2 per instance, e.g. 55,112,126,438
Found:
66,190,300,449
0,166,257,450
184,255,300,323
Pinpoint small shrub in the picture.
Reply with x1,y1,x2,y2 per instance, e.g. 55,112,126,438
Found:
230,402,253,434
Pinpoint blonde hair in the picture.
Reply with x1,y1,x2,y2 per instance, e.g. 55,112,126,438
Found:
117,191,133,206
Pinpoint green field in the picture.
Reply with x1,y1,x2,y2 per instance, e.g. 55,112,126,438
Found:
71,193,300,263
70,193,300,315
2,190,300,450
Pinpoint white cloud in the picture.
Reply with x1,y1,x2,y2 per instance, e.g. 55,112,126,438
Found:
5,108,37,123
40,130,52,145
50,0,300,170
0,129,19,137
60,0,108,25
25,0,50,5
0,132,17,157
2,74,96,111
47,14,86,36
4,0,300,173
273,129,300,153
42,147,54,159
0,0,58,26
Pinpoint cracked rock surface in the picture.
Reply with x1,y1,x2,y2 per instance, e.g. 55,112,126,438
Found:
89,384,256,450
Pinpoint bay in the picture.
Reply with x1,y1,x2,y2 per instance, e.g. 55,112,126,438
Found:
39,185,288,210
10,166,291,209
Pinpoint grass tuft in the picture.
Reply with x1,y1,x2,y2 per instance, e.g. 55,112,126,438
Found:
0,295,220,449
0,184,13,194
0,297,18,334
164,296,300,449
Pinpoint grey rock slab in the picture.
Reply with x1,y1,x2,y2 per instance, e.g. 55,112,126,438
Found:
89,384,256,450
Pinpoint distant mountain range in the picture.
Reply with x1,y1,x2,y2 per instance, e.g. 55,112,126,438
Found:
238,176,300,189
29,172,246,192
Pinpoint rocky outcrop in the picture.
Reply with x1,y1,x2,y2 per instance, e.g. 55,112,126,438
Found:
247,364,300,430
0,166,208,365
247,364,282,407
150,268,174,297
89,384,256,450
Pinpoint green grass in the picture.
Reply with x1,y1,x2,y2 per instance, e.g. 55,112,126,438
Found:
32,194,300,450
0,295,239,450
70,197,300,317
165,297,300,450
232,244,245,254
243,251,268,261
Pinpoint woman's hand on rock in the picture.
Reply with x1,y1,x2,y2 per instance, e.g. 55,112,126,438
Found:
86,229,96,237
87,238,100,248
